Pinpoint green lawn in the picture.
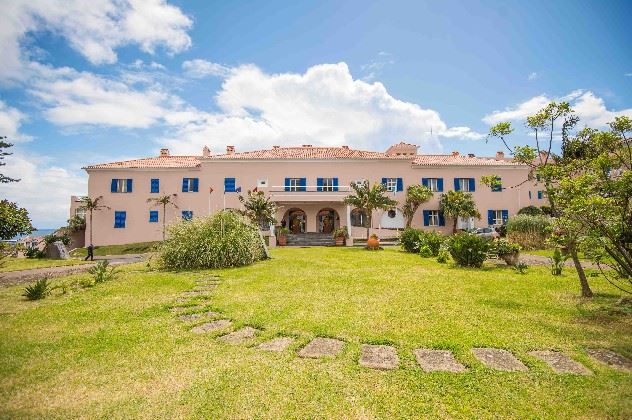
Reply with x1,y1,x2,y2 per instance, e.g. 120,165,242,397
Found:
0,248,630,418
0,257,90,273
70,241,159,257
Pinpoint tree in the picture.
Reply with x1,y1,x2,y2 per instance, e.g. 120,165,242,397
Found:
344,180,397,239
401,184,433,228
0,200,34,240
66,214,86,232
147,194,178,240
438,191,480,234
79,196,110,245
0,136,19,183
238,190,277,230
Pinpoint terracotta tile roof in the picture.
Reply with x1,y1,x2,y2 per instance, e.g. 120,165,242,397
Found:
412,154,521,166
84,156,201,169
209,146,412,160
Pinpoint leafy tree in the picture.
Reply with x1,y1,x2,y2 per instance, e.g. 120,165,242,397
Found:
147,194,178,240
344,180,397,239
401,184,433,228
438,191,480,234
78,196,110,245
0,199,34,240
66,214,86,232
238,190,277,230
0,136,19,183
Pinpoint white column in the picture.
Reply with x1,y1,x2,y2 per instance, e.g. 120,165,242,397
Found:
345,204,353,246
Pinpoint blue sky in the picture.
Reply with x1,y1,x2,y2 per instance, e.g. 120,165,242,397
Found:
1,0,631,227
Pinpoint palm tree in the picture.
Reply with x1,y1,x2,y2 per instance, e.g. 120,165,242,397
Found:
344,181,397,239
78,196,110,246
438,190,480,233
401,184,433,228
147,194,178,240
238,190,277,230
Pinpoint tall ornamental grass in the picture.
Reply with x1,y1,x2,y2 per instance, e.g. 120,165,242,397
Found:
506,215,552,250
159,211,265,270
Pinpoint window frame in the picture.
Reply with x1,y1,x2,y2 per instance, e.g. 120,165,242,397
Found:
492,209,503,225
288,178,302,192
114,211,126,228
427,178,439,192
458,178,471,192
385,177,397,192
321,177,335,192
428,210,440,227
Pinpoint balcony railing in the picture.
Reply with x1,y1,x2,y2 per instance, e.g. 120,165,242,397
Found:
267,185,352,193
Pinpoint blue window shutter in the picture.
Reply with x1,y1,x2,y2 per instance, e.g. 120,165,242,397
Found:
397,178,403,192
300,178,307,191
439,211,445,226
149,210,158,222
422,210,429,226
224,178,235,193
111,179,117,193
421,178,428,187
182,210,193,220
454,178,460,191
182,178,189,192
437,178,443,192
192,178,199,192
537,191,543,199
121,211,126,227
126,179,132,193
114,211,126,228
316,178,323,192
502,210,509,223
333,178,339,192
529,191,532,199
284,178,290,192
150,178,159,193
469,178,475,192
381,177,387,187
487,210,494,225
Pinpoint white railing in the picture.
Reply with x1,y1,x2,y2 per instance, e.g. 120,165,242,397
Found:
268,185,352,193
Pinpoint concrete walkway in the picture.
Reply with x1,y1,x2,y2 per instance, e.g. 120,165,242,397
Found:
0,254,148,287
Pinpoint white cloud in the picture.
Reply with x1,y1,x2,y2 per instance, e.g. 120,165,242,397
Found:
0,101,32,142
361,52,395,82
0,0,192,80
482,90,632,128
625,73,632,77
164,62,482,154
527,72,538,81
438,126,485,140
182,59,231,78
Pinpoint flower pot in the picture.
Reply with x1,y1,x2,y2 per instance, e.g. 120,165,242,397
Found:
335,236,345,246
278,235,287,246
366,237,380,249
500,251,520,266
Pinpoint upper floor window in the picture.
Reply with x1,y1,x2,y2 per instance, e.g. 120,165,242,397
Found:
285,177,306,192
537,190,545,199
422,178,443,192
382,177,403,192
182,178,199,192
111,179,132,193
75,208,86,218
454,178,475,192
150,178,160,193
224,177,236,192
317,177,338,192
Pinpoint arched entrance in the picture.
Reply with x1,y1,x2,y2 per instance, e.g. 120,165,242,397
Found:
283,208,306,233
316,208,339,233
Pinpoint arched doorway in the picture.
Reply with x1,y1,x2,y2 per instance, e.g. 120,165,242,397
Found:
282,208,306,233
316,208,339,233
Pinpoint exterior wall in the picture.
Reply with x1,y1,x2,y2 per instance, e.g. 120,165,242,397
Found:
84,158,544,245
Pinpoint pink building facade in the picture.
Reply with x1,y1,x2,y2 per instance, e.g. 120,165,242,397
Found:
78,143,544,246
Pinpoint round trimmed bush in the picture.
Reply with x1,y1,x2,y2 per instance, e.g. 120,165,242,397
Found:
446,232,490,268
399,228,444,256
158,211,265,270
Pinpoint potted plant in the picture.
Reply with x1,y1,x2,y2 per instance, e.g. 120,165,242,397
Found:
494,238,521,266
332,226,348,246
366,233,380,250
277,227,290,246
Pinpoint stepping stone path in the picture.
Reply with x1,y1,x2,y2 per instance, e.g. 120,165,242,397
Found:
472,348,528,372
170,305,205,314
180,290,209,297
191,319,232,334
219,327,258,344
258,337,295,352
178,311,219,322
414,349,467,373
586,349,632,372
359,344,399,370
298,338,344,359
529,351,591,375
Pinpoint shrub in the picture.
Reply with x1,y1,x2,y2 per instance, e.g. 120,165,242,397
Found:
436,244,450,264
24,247,45,259
446,233,490,268
23,277,51,300
399,228,423,253
399,228,443,256
88,260,118,283
549,247,568,275
492,239,521,266
513,261,529,274
517,205,543,216
332,226,348,238
418,244,434,258
159,211,265,270
506,214,552,250
44,233,71,246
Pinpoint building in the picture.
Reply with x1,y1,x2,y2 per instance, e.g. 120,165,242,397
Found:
74,142,544,246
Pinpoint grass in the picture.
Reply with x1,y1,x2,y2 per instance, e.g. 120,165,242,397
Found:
70,241,159,257
0,257,90,272
0,248,630,418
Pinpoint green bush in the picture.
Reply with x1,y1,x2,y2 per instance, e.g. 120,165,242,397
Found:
549,247,568,275
506,214,552,250
399,228,443,256
446,233,490,268
88,260,118,283
517,205,543,216
24,247,45,259
493,239,521,256
418,244,434,258
23,277,51,300
44,233,71,246
159,211,265,270
399,228,423,253
436,244,450,264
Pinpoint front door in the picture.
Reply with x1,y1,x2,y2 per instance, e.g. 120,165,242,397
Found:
288,210,306,233
317,209,336,234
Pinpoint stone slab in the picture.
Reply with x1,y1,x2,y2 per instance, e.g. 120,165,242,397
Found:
170,305,204,314
472,348,528,372
298,338,344,359
180,291,209,297
258,337,295,352
218,327,258,344
359,345,399,370
414,349,467,373
191,319,232,334
586,349,632,372
178,311,218,322
528,351,591,375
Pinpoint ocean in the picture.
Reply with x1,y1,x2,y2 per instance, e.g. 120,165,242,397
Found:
11,228,59,241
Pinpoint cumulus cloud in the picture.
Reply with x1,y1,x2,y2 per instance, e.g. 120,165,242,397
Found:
482,90,632,128
438,126,485,140
0,0,192,80
182,59,231,78
0,101,32,142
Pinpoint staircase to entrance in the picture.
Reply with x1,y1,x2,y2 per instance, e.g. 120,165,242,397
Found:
286,233,335,246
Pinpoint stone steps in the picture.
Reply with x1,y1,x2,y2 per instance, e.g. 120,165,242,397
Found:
285,233,335,246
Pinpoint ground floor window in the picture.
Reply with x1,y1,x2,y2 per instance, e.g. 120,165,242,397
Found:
428,210,439,227
488,209,508,225
182,210,193,221
149,210,158,223
351,208,368,227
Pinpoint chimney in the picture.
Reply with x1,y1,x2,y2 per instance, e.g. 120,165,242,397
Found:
160,148,169,157
495,151,505,160
341,145,349,150
272,145,280,149
468,153,475,158
226,145,235,155
202,146,211,158
451,151,460,157
302,144,312,147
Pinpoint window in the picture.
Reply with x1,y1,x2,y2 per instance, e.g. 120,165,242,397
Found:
491,177,502,192
224,177,236,192
75,208,86,218
317,177,338,192
257,178,268,188
387,209,397,218
111,179,132,193
350,208,368,227
537,190,544,199
285,177,306,192
149,210,158,223
382,177,403,192
422,178,443,192
454,178,475,192
423,210,444,227
150,178,159,193
488,209,509,226
182,210,193,221
114,211,126,228
182,178,199,192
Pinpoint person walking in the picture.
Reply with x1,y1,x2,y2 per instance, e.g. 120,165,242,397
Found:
84,244,94,261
